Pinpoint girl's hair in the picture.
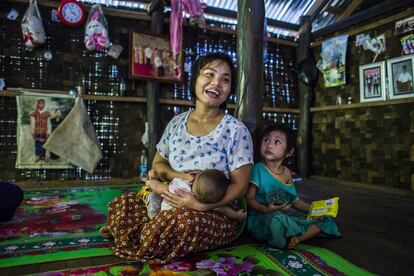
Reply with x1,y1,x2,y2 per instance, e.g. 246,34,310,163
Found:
189,53,236,110
259,123,296,154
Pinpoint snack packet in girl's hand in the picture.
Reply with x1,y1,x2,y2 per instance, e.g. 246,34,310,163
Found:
307,197,339,220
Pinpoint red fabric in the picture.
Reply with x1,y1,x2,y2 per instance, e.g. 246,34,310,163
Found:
31,110,50,135
170,0,206,60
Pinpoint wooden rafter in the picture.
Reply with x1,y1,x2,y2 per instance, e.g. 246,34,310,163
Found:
324,6,345,15
306,0,330,20
312,0,414,40
337,0,366,21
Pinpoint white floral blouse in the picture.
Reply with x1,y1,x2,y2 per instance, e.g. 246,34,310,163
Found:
157,110,253,178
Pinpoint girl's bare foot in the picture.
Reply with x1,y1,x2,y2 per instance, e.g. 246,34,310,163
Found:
287,236,300,249
99,226,113,238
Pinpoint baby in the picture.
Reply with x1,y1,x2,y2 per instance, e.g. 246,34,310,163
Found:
140,169,246,220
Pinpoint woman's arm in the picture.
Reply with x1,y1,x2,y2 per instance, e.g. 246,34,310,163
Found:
246,183,291,213
205,163,252,209
162,164,252,211
152,152,196,182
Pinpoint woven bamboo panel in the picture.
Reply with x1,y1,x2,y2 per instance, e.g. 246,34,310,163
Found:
0,2,298,182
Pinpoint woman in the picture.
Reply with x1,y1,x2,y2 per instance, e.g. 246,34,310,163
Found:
103,53,253,263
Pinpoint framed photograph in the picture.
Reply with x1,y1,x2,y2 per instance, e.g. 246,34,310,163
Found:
129,32,183,83
387,55,414,100
359,61,386,102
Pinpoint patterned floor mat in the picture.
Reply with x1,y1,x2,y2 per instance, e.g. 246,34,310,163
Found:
31,243,373,276
0,184,139,267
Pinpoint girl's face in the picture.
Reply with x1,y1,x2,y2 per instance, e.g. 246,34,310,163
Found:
260,130,290,162
195,59,232,108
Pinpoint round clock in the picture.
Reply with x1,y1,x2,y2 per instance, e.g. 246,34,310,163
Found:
57,0,86,27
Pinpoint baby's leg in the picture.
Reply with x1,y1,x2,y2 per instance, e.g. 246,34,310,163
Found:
287,224,321,249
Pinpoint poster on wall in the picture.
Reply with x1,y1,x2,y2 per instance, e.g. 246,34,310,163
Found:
394,16,414,35
386,55,414,99
16,91,75,169
400,34,414,55
321,35,349,88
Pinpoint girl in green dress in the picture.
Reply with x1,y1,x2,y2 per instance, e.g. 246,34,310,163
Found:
246,123,340,249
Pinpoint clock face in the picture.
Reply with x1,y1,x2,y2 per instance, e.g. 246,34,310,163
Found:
58,0,85,27
62,3,82,23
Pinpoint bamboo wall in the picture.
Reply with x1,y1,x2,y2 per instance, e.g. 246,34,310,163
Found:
311,12,414,190
0,2,298,182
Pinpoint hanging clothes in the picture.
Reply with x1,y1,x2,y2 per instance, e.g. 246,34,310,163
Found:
170,0,206,61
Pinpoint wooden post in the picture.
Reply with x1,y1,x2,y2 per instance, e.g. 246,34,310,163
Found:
297,15,312,178
235,0,264,134
146,8,164,165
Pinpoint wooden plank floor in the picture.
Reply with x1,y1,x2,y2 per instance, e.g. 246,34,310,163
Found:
293,176,414,275
1,177,413,275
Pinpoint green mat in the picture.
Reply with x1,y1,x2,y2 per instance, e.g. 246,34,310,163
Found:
0,184,139,268
31,244,373,276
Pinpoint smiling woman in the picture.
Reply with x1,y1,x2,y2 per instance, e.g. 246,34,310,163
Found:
102,53,253,263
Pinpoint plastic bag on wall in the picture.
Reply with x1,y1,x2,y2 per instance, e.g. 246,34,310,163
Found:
21,0,46,49
84,4,110,51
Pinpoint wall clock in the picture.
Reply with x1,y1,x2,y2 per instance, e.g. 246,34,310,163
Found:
57,0,86,27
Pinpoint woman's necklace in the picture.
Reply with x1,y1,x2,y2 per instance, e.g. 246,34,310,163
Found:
266,164,285,175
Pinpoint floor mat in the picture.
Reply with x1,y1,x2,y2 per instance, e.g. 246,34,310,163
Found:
0,184,139,268
31,244,373,276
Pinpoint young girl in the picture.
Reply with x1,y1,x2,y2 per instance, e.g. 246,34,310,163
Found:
246,123,340,249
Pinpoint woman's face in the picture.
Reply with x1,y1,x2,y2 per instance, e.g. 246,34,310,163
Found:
195,59,232,108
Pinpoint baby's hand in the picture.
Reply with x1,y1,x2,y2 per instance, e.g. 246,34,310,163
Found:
235,209,247,221
148,169,158,180
145,179,163,190
181,170,201,183
267,200,291,212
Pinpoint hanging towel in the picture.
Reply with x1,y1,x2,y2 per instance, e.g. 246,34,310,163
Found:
44,97,102,173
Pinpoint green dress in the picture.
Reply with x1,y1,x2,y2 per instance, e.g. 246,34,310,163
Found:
247,162,341,248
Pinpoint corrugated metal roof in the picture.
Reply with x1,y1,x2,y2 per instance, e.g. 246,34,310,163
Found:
203,0,314,25
79,0,314,38
79,0,391,39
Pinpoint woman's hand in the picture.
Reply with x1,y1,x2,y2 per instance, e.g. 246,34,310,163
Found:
266,200,291,213
161,188,204,211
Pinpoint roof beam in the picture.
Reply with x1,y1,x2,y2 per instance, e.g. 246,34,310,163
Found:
337,0,366,21
312,0,414,39
306,0,330,21
204,6,299,32
324,6,344,15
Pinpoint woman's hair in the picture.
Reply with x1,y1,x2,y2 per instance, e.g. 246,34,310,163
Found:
259,123,296,156
189,52,236,110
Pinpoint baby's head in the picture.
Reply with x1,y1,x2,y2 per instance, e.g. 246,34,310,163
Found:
192,169,229,204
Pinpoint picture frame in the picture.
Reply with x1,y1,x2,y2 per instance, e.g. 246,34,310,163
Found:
359,61,386,102
387,55,414,100
129,32,183,83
